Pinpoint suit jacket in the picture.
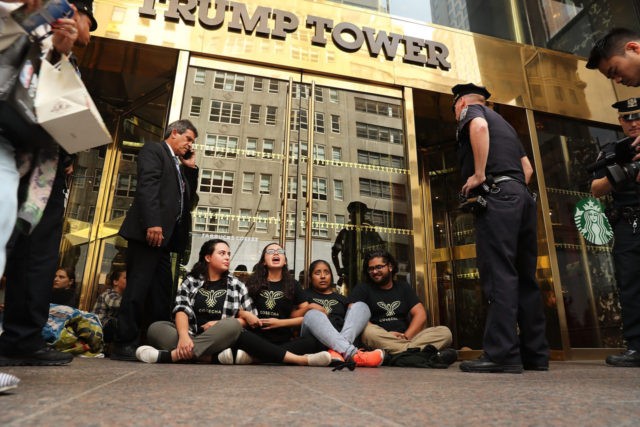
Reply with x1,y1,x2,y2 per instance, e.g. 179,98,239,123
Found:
119,140,198,253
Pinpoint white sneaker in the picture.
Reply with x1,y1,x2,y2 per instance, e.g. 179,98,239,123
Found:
307,351,332,367
218,348,234,365
235,349,253,365
0,372,19,393
135,345,159,363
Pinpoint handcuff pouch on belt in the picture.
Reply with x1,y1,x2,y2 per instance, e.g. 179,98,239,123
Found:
607,206,640,229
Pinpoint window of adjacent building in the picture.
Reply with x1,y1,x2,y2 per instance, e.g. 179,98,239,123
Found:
335,214,345,225
259,174,272,194
301,176,327,200
356,122,403,144
249,104,261,124
287,177,298,199
301,212,329,238
213,71,245,92
204,134,238,158
331,146,342,161
238,208,252,231
209,100,242,124
329,88,339,103
242,172,255,193
200,169,234,194
286,212,296,238
315,112,325,134
268,79,279,93
194,206,231,234
92,169,102,192
333,179,344,201
265,106,277,126
189,97,202,117
314,86,323,102
354,97,401,118
246,137,257,157
314,145,325,161
291,109,308,131
263,139,274,158
370,208,407,229
293,83,309,99
331,114,340,133
115,173,137,197
359,178,406,200
357,149,405,169
252,77,263,92
255,210,269,232
121,153,137,162
74,166,87,189
194,68,206,85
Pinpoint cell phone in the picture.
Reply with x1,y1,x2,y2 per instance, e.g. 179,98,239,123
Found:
11,0,74,34
183,149,194,160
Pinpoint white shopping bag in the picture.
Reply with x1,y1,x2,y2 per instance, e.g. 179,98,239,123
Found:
35,55,112,153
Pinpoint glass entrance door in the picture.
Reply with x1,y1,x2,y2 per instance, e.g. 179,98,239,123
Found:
182,57,414,292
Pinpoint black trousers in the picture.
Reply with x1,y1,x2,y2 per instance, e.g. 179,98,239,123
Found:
475,181,549,365
235,329,325,363
612,220,640,351
114,239,173,344
0,171,66,354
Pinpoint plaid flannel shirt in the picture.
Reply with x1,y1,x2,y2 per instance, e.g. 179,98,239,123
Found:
92,288,122,326
173,274,256,336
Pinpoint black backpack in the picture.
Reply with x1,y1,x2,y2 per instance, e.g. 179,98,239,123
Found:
385,345,451,368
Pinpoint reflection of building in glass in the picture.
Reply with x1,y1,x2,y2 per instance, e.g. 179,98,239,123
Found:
182,69,411,280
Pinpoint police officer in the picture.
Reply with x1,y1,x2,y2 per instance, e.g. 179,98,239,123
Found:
452,83,549,374
591,98,640,367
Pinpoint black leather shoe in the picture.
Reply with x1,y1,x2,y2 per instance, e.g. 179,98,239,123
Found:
433,348,458,367
0,346,73,366
110,343,138,362
605,349,640,367
460,356,523,374
523,363,549,371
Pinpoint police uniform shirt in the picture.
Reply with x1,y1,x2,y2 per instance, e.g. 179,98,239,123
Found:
304,289,348,331
457,104,526,182
593,142,640,208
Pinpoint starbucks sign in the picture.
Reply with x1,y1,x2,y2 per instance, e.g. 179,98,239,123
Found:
573,198,613,245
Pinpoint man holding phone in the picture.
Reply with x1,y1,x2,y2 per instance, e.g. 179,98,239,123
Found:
111,120,199,361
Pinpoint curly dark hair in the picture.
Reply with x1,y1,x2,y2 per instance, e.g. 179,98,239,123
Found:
246,243,295,300
188,239,230,281
361,249,398,285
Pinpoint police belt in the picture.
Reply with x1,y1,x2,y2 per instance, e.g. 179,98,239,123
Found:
492,175,520,185
607,206,640,224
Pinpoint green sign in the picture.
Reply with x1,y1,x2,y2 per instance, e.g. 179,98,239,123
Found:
574,198,613,245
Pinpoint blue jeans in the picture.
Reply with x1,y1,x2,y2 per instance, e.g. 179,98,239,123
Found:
301,301,370,358
0,137,18,275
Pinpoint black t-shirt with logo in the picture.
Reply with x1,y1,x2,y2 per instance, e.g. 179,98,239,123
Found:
253,280,306,343
304,289,348,331
193,278,227,330
349,281,420,332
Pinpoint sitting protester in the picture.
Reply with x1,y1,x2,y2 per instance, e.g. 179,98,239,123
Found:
92,266,126,343
219,243,331,366
135,239,255,364
301,259,384,367
51,267,78,308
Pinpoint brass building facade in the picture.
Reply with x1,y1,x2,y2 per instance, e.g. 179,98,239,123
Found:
61,0,640,360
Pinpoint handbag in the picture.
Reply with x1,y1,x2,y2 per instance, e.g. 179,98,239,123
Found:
35,54,112,153
0,33,51,146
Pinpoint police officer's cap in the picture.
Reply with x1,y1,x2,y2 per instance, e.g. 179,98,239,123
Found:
612,98,640,122
451,83,491,105
347,201,369,214
69,0,98,32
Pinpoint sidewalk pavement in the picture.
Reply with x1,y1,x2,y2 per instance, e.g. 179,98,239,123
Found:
1,358,639,426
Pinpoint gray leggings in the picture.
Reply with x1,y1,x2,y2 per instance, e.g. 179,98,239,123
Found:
301,301,370,358
147,318,242,358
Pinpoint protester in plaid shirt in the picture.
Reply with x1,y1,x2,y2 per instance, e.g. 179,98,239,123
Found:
134,239,257,364
93,266,126,343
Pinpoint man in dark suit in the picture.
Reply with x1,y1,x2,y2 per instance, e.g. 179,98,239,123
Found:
110,119,199,361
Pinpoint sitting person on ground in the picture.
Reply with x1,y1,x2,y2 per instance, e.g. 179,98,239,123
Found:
350,249,457,366
51,267,78,307
301,259,383,367
135,239,256,364
219,243,331,366
92,266,127,343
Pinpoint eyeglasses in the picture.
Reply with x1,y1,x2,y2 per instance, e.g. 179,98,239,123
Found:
367,264,388,273
265,248,286,255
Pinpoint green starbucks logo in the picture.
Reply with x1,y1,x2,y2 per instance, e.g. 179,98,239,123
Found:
574,198,613,245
